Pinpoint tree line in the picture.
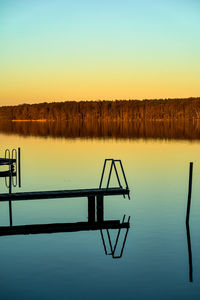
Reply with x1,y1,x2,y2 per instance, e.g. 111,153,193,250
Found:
0,98,200,121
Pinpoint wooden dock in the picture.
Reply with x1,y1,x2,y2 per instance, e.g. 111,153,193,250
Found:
0,187,129,202
0,187,130,232
0,153,131,246
0,158,16,165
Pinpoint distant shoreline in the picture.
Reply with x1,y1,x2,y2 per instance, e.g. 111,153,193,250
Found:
0,98,200,121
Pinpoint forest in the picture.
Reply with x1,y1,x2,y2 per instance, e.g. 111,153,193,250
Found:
0,98,200,121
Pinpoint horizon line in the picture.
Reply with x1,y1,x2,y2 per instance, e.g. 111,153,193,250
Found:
1,96,200,108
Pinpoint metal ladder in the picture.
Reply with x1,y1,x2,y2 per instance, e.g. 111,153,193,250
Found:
2,148,21,193
99,159,130,199
0,148,21,226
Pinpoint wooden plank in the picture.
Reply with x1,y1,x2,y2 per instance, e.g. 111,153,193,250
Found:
0,221,130,236
0,187,129,201
0,158,16,165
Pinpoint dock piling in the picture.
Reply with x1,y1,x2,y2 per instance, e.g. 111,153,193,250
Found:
186,162,193,224
18,148,21,188
97,195,104,223
88,196,95,223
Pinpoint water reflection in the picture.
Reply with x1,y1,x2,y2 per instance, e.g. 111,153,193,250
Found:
100,215,130,259
186,162,193,282
186,222,193,282
0,197,130,259
1,120,200,140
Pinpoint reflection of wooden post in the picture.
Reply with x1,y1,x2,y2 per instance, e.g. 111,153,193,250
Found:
88,196,95,223
9,200,13,227
186,223,193,282
186,162,193,224
97,195,104,223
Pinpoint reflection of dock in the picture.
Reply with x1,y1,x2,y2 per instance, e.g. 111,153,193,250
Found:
186,162,193,282
0,193,130,259
0,220,129,236
0,203,130,259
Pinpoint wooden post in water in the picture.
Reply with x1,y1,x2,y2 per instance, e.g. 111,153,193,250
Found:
9,162,12,194
88,196,95,223
97,195,104,223
186,162,193,224
18,147,21,188
8,157,13,226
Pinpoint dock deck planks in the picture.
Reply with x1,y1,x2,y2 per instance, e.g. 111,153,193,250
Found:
0,187,129,201
0,158,16,165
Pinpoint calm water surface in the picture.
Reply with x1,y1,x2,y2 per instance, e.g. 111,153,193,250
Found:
1,131,200,299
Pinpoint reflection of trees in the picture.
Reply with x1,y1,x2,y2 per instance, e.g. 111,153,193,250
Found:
0,98,200,121
1,119,200,140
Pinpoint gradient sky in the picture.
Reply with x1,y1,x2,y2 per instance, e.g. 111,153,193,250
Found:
0,0,200,106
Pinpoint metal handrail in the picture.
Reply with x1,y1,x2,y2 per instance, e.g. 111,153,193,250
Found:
4,149,11,191
2,148,21,193
12,149,17,187
115,160,129,190
99,159,112,189
99,158,129,199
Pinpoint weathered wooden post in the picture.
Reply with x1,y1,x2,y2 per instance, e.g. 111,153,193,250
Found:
186,162,193,224
9,161,12,194
97,195,104,223
88,196,95,223
9,159,13,226
18,147,21,188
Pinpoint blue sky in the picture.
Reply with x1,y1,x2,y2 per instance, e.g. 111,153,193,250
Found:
0,0,200,105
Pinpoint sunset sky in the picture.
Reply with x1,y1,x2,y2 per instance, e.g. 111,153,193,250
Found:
0,0,200,106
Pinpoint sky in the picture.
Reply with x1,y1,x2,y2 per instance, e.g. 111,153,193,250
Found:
0,0,200,106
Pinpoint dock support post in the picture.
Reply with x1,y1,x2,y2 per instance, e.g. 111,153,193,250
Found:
9,163,12,194
18,147,21,188
88,196,95,223
186,162,193,224
97,195,104,223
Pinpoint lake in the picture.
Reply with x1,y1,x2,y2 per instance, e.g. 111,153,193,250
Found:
0,122,200,299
